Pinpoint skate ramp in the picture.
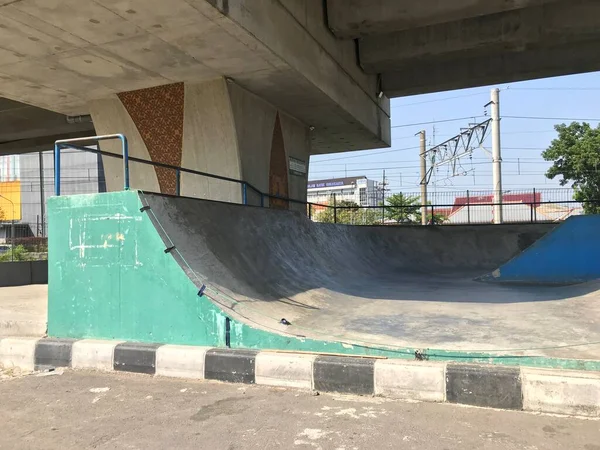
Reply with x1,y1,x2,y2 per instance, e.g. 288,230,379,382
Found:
140,193,600,361
47,191,600,364
478,215,600,285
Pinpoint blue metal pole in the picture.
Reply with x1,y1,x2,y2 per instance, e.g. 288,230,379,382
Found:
176,169,181,196
118,134,129,191
54,143,61,196
242,183,247,205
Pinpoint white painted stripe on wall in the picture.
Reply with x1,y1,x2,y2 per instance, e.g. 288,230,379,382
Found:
522,367,600,417
72,339,123,371
255,352,316,389
374,359,446,402
0,337,39,371
155,345,209,379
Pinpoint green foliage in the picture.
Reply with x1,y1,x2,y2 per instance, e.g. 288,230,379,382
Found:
384,193,421,223
317,199,382,225
315,194,448,226
0,245,31,262
313,196,377,225
418,210,448,225
543,122,600,214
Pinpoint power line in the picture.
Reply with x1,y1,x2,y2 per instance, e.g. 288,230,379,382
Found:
312,146,420,162
505,115,600,122
392,91,488,108
391,116,485,128
507,87,600,91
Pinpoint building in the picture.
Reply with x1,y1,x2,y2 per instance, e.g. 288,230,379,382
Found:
442,192,583,224
307,176,382,207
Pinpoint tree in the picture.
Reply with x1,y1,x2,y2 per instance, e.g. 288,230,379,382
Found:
316,197,382,225
384,193,421,223
543,122,600,214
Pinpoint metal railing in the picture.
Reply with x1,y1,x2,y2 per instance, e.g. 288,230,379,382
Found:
53,135,328,211
309,198,593,226
53,135,591,227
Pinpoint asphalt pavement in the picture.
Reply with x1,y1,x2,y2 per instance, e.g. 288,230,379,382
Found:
0,368,598,450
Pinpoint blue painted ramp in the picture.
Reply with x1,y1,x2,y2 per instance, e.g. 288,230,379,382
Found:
478,215,600,285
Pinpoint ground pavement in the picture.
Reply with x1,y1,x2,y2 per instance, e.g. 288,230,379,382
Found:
0,369,599,450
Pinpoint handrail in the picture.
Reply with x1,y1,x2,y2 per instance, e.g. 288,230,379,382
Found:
55,134,128,196
54,136,330,209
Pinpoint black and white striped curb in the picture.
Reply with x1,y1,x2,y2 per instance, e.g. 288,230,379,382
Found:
1,337,598,417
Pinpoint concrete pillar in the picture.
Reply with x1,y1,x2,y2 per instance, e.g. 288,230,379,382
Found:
89,78,311,211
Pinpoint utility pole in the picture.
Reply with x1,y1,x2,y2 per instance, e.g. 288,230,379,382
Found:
491,88,503,224
381,169,388,202
39,152,45,237
419,130,428,225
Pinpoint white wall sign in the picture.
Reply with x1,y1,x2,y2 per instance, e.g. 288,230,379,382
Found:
289,157,307,177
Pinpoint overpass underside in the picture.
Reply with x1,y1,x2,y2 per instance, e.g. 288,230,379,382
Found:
0,0,599,203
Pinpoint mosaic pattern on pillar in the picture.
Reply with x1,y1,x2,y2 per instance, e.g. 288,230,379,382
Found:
269,113,289,210
118,83,184,194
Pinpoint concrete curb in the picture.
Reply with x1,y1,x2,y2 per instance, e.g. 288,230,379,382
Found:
1,337,598,417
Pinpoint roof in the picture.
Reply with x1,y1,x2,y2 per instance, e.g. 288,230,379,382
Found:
307,176,368,189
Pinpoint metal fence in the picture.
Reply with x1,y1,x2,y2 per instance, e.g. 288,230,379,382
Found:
0,149,105,261
308,188,588,225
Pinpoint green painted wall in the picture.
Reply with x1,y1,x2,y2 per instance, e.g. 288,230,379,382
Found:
47,191,600,371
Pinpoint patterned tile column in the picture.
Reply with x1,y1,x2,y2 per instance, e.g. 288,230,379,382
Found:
118,83,185,195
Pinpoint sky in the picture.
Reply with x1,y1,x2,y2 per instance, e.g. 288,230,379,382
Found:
308,72,600,199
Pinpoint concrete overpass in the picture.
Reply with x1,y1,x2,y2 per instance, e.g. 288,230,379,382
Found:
0,0,598,204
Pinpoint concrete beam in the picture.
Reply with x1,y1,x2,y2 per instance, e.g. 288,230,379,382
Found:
326,0,563,38
382,40,600,97
361,0,600,74
0,130,95,156
0,0,390,154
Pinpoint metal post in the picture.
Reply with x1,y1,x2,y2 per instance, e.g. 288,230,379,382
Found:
308,203,312,220
242,183,247,205
175,169,181,196
333,193,337,223
491,88,503,224
54,143,61,196
10,216,14,261
533,187,537,223
39,151,45,237
466,190,471,225
530,189,534,223
120,134,130,191
0,195,15,261
419,130,428,225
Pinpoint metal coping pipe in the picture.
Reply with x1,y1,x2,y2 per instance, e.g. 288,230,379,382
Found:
54,134,129,196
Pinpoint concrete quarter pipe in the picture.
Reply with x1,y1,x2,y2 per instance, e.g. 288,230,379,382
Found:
48,191,600,368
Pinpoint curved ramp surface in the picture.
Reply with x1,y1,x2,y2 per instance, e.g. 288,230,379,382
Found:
479,215,600,285
141,193,600,361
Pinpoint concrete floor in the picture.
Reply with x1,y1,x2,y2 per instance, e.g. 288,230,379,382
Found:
290,276,600,360
0,285,47,337
1,369,598,450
